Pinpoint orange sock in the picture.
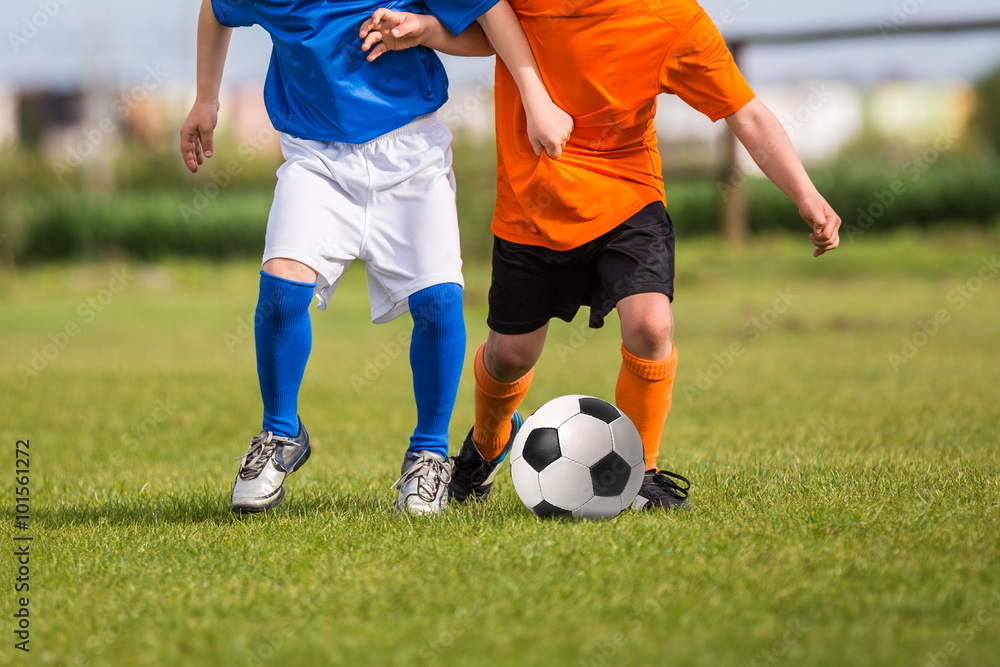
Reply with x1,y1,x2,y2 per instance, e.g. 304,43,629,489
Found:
615,342,678,471
472,344,533,461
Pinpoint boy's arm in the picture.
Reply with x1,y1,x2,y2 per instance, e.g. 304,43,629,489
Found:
475,1,571,158
180,0,233,173
725,98,841,257
360,9,494,60
361,2,573,158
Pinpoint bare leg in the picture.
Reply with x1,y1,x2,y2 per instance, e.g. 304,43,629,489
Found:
614,292,678,471
471,324,549,459
262,257,318,283
483,324,550,381
617,293,673,359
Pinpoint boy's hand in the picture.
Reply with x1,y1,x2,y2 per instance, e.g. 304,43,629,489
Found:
524,99,573,159
360,9,429,62
800,197,841,257
180,100,220,173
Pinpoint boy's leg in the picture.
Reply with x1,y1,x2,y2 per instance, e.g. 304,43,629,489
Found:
615,292,690,510
406,282,466,460
257,258,318,437
232,132,370,513
474,327,548,456
448,327,547,503
393,282,466,515
615,292,674,469
232,257,318,513
450,226,590,503
363,117,466,514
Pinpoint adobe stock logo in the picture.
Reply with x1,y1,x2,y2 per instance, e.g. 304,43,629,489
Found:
887,255,998,371
845,127,959,243
7,0,74,53
682,289,799,402
17,268,135,383
920,592,1000,667
878,0,932,39
50,66,169,180
751,619,810,666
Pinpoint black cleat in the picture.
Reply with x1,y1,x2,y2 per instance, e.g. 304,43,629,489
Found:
632,469,692,511
448,412,523,504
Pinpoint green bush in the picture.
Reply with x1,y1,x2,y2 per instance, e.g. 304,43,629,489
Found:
4,152,999,264
8,192,270,261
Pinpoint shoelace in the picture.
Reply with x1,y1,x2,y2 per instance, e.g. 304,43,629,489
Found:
392,453,452,502
450,454,488,483
235,431,277,480
649,469,691,501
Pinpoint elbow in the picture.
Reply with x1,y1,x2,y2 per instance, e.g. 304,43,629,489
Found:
725,96,761,129
726,96,784,144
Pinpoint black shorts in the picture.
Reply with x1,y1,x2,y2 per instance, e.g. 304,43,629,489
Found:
487,201,675,335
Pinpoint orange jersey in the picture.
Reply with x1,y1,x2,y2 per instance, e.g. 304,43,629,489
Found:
492,0,756,250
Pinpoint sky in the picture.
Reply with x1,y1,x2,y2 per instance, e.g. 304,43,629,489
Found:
2,0,1000,91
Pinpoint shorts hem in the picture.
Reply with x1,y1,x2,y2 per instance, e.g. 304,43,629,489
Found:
606,283,674,307
487,311,576,336
589,284,674,329
371,272,465,324
261,247,327,271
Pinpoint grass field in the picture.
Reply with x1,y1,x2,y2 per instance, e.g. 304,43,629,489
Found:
1,230,999,666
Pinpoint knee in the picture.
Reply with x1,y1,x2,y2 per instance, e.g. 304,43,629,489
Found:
485,341,537,382
256,269,316,326
624,311,674,359
409,283,464,336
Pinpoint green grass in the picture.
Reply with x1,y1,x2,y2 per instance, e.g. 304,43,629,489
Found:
1,231,999,666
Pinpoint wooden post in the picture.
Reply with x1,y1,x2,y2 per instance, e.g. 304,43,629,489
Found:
82,81,116,193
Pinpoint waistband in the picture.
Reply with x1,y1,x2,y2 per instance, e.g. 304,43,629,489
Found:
371,113,439,144
283,113,441,148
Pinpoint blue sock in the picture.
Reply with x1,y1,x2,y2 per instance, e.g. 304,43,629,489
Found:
407,283,466,459
255,271,315,438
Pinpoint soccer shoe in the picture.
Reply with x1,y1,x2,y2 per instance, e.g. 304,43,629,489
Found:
448,412,524,504
231,420,311,514
632,469,693,511
392,451,452,515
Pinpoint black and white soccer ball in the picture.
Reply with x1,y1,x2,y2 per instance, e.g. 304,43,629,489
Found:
510,395,645,519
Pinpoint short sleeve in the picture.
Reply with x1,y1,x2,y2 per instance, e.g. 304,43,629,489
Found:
211,0,256,28
422,0,499,36
659,12,755,121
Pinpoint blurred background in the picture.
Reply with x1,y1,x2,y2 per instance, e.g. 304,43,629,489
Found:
0,0,999,264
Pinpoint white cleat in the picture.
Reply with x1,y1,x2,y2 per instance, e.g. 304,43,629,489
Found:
231,421,311,514
392,451,451,515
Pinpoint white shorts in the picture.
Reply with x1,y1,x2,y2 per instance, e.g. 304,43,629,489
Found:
263,114,464,323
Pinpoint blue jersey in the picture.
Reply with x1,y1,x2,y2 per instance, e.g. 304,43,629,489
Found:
212,0,497,143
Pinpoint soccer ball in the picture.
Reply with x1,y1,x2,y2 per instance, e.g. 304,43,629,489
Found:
510,395,645,519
